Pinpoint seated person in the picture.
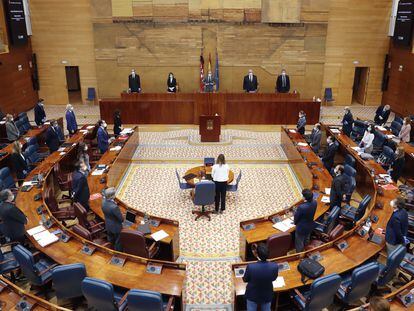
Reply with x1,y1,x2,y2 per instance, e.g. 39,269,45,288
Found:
0,189,27,243
243,69,258,93
369,296,390,311
296,111,306,135
294,189,317,252
5,114,20,142
45,119,64,153
358,124,375,154
374,105,390,126
398,117,411,143
388,146,405,183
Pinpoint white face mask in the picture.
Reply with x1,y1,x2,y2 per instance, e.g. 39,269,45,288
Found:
282,72,286,76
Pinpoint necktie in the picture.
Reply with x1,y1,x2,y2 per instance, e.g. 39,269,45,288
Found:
250,76,252,82
282,75,286,87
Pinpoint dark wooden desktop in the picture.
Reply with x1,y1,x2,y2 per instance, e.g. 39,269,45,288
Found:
99,93,321,125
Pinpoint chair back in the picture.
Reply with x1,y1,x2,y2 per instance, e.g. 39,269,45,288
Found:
344,262,379,303
0,167,16,189
12,245,41,286
267,232,292,258
377,245,406,287
44,187,59,213
127,289,163,311
373,131,386,148
355,195,371,221
193,181,215,206
87,88,96,101
306,273,342,310
74,203,89,229
344,154,356,168
25,145,40,164
324,88,333,101
27,137,39,150
351,120,367,140
52,263,86,300
235,171,242,187
72,224,93,241
328,224,344,241
394,116,403,124
344,165,356,178
390,120,403,136
204,157,215,166
119,229,149,258
81,277,118,311
175,169,185,189
325,206,340,234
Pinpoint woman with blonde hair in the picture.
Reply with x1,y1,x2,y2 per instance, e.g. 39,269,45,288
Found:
10,141,29,184
211,154,230,213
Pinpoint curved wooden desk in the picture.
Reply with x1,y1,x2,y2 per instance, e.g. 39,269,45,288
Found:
232,126,396,309
184,165,234,187
15,128,186,305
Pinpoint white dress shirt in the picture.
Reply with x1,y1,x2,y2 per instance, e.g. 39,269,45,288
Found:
212,164,230,182
361,131,374,149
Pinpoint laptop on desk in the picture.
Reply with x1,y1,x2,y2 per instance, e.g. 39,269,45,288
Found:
123,211,136,227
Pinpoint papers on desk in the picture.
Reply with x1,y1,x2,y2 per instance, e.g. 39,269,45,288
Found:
325,188,331,195
381,184,398,191
24,137,30,142
386,134,395,139
86,125,95,130
80,130,88,134
321,196,330,203
22,181,36,187
0,121,5,125
28,226,59,247
58,147,65,152
379,174,392,184
120,128,134,135
90,193,102,201
110,146,122,151
330,128,341,134
289,129,296,133
272,218,294,232
273,276,286,288
27,225,46,236
44,122,51,125
151,230,169,241
297,142,308,147
91,168,105,176
376,126,386,131
351,146,363,155
59,152,66,156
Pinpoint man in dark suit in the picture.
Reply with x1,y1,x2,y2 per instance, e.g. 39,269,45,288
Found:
102,187,123,251
341,107,354,137
65,104,78,135
34,99,46,126
294,188,317,252
128,69,141,93
309,123,322,153
97,120,109,154
203,71,215,93
385,197,408,255
0,189,27,242
321,136,336,172
243,69,258,93
243,244,278,311
330,165,349,209
276,69,290,93
0,108,5,120
296,111,306,135
167,72,177,93
72,161,90,211
45,119,64,153
5,114,20,142
374,105,391,126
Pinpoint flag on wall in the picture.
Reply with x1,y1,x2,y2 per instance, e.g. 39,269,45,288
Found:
199,54,204,92
208,53,212,73
214,52,219,92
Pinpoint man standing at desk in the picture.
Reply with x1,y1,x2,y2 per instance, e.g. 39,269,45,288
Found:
128,69,141,93
102,187,123,251
243,69,258,93
34,99,47,126
276,69,290,93
203,71,215,93
294,188,317,252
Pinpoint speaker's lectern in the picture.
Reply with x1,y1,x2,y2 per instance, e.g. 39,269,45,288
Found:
199,115,221,142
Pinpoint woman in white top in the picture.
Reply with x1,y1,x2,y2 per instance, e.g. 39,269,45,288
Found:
211,154,230,213
398,117,411,143
359,125,375,154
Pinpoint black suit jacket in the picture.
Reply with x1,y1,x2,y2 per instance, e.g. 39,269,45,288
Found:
294,200,317,235
45,126,64,153
374,106,390,125
128,74,141,93
72,170,90,208
342,112,354,136
113,115,122,136
243,261,278,303
322,143,336,169
390,157,405,182
0,202,27,241
276,75,290,93
386,209,408,245
34,104,46,126
11,153,29,180
243,75,258,92
167,77,177,93
330,174,349,208
102,198,124,234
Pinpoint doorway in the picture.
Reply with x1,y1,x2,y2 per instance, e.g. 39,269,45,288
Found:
352,67,370,105
65,66,81,104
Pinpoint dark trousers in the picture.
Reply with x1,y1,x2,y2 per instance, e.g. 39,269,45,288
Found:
214,181,227,211
107,230,122,251
295,231,311,252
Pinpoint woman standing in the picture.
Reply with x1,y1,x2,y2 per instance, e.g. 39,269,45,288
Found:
10,141,29,184
359,125,375,154
389,146,405,183
398,117,412,143
77,142,91,173
211,154,229,214
113,110,123,137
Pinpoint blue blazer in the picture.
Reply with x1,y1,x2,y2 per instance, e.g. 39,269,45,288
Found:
45,126,64,153
243,261,278,303
34,104,46,125
97,127,109,153
385,209,408,245
71,170,90,208
0,202,27,242
65,110,78,133
102,199,124,234
294,200,317,235
296,116,306,135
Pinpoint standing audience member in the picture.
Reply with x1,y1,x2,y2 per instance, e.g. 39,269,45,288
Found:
102,187,123,251
0,189,27,243
296,111,306,135
97,120,109,154
10,141,29,183
398,117,411,143
34,99,47,126
385,197,408,255
72,161,91,211
5,114,20,142
359,124,375,154
309,123,322,153
243,244,278,311
341,107,354,137
388,146,405,183
211,154,229,214
330,165,348,209
294,189,317,252
77,142,91,173
321,136,336,172
113,110,123,137
374,105,390,126
45,119,64,153
65,104,78,136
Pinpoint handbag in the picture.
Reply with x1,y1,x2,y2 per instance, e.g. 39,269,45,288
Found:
297,258,325,284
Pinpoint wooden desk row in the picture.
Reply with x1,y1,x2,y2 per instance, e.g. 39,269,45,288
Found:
232,125,397,309
99,93,321,125
15,126,186,307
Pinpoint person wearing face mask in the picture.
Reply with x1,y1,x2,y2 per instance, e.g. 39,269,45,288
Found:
388,146,405,183
0,189,27,243
203,71,215,93
341,107,354,137
294,188,317,252
77,142,91,173
321,136,336,172
330,165,349,209
309,123,322,153
243,69,258,93
5,114,20,142
374,105,390,126
45,119,65,153
102,187,124,251
398,117,411,143
385,197,408,255
97,119,109,154
10,141,29,184
113,110,123,137
359,125,375,154
296,111,306,135
167,72,177,93
276,69,290,93
71,160,91,211
128,69,141,93
34,99,47,126
65,104,78,136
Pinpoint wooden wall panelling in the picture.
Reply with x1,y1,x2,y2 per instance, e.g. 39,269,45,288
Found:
0,0,8,54
261,0,301,23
